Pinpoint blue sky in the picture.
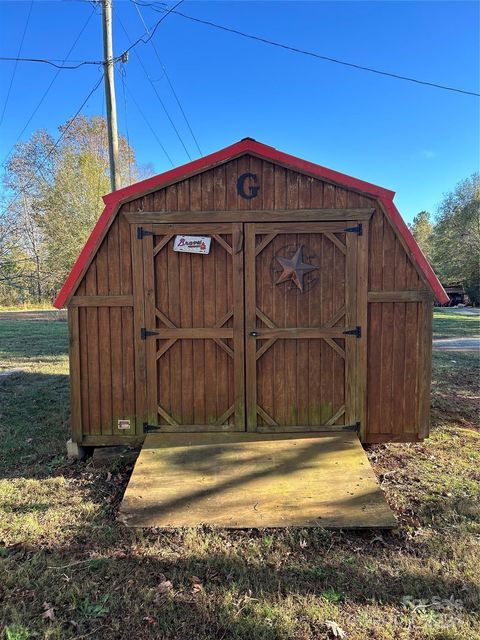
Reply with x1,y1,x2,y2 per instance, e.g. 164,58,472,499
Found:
0,0,478,223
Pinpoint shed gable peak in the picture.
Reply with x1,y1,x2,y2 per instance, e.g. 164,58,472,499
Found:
54,138,448,307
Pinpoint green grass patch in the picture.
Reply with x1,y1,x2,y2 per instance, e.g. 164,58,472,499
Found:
0,315,479,639
0,302,56,312
431,350,480,425
433,309,480,339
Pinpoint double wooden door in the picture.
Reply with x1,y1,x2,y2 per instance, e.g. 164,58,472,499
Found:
137,221,364,433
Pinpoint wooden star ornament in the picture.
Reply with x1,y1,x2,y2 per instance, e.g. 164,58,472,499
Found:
274,246,318,292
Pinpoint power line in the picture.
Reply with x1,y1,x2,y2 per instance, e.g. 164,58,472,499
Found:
1,8,97,169
115,10,192,160
1,73,104,218
0,1,34,129
120,71,174,167
145,5,480,98
30,73,104,185
119,65,133,184
0,0,179,72
131,0,203,156
0,56,103,69
117,0,184,59
4,3,477,98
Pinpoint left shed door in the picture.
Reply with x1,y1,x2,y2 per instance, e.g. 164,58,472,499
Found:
135,223,245,431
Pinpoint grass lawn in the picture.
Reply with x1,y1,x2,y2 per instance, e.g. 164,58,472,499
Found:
0,302,56,312
432,308,480,339
0,312,479,640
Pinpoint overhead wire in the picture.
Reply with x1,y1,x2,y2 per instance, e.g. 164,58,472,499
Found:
120,73,174,167
0,56,103,69
114,8,192,160
131,0,203,156
118,65,133,184
1,72,104,218
117,0,184,59
3,1,476,97
138,3,480,98
1,7,97,168
0,0,34,129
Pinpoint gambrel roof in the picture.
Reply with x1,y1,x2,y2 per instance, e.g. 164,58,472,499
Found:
54,138,448,307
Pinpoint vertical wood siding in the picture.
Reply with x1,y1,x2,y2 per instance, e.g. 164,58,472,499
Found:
70,155,431,443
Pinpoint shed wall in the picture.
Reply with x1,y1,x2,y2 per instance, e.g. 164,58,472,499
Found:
69,155,432,444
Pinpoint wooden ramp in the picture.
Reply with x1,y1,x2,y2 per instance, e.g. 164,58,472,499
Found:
119,432,396,529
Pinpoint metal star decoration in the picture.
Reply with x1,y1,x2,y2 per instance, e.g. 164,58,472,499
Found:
274,246,318,292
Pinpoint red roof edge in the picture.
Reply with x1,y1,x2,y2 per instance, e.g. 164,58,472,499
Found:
53,138,448,308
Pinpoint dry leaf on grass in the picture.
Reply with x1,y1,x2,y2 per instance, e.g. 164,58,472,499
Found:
190,575,203,593
154,574,173,600
157,580,173,594
324,620,346,638
42,602,55,621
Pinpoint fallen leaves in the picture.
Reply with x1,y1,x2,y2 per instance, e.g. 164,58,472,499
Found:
42,601,55,622
190,575,203,594
153,573,207,601
324,619,346,638
155,574,173,602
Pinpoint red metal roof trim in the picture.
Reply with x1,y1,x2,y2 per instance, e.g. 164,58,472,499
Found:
54,138,448,308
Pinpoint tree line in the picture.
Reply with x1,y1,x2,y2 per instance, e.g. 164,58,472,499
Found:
0,115,150,306
409,173,479,306
1,115,478,306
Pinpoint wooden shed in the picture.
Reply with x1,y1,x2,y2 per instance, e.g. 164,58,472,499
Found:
54,138,448,452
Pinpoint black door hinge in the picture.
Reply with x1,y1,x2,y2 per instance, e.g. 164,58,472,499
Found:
140,327,159,340
143,422,161,433
343,326,361,338
345,223,363,235
137,226,154,239
344,421,361,433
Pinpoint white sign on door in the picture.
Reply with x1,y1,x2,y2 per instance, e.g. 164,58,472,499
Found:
173,235,211,254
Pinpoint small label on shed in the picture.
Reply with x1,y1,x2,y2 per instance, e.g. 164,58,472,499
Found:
117,419,131,430
173,235,211,254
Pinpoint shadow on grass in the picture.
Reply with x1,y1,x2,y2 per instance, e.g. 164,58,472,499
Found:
2,434,479,638
0,371,70,479
2,518,478,640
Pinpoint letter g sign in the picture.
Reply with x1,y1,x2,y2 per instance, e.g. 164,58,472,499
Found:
236,172,260,199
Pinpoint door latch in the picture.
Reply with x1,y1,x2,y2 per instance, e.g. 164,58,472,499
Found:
249,331,258,337
343,326,361,338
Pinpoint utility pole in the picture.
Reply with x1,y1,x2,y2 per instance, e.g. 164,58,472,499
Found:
102,0,120,191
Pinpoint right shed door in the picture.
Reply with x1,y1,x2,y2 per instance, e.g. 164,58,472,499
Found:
245,222,362,432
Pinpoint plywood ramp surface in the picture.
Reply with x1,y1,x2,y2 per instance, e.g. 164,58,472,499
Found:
119,433,396,529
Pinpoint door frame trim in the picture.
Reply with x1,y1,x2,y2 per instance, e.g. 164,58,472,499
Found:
125,208,374,225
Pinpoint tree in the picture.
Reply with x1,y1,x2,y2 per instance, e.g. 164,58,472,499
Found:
409,210,433,261
431,174,480,305
1,116,151,303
